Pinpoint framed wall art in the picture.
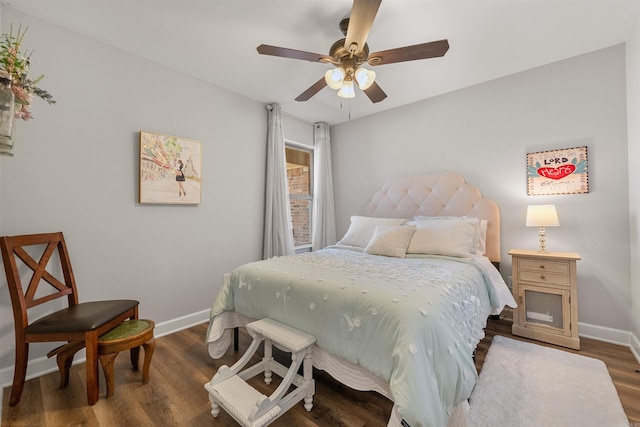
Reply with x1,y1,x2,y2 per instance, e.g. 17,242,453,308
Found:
139,131,202,204
527,146,588,196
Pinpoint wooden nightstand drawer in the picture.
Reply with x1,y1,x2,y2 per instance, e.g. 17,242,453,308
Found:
518,270,570,286
518,258,569,275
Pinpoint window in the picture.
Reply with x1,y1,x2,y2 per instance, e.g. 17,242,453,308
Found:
285,144,313,250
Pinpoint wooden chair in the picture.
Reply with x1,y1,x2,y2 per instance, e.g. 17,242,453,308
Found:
0,232,139,406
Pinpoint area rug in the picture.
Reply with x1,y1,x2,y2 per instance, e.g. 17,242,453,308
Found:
468,335,629,427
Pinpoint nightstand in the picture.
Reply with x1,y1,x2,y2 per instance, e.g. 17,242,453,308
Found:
508,249,582,350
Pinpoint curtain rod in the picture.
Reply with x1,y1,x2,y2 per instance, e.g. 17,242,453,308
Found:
265,103,320,126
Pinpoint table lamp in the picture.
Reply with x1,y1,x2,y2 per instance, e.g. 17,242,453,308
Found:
526,204,559,253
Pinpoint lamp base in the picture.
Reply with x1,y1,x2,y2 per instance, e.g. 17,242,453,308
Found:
538,226,549,253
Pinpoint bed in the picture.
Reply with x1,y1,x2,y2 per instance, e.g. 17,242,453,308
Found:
206,172,516,427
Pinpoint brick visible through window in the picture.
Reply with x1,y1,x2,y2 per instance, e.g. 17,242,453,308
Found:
286,146,312,247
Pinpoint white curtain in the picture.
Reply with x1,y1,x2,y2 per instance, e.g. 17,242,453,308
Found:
312,122,337,251
263,104,295,259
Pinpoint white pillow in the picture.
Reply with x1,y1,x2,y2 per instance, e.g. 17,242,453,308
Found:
337,216,406,248
412,216,487,255
365,225,416,258
407,219,477,257
477,219,488,255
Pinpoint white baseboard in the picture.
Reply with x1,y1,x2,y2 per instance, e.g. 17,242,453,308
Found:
579,321,640,364
0,309,210,389
153,308,210,339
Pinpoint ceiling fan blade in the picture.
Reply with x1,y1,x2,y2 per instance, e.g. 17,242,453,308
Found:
363,81,387,103
295,77,328,102
368,39,449,66
257,44,333,63
344,0,382,55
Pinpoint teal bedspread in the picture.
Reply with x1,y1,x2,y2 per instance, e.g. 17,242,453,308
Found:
208,247,514,427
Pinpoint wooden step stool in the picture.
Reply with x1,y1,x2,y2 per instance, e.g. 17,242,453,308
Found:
204,318,316,427
98,319,155,398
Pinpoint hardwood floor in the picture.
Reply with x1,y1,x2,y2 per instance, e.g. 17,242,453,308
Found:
3,316,640,426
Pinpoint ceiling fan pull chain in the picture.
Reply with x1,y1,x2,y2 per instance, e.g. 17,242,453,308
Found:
339,98,351,120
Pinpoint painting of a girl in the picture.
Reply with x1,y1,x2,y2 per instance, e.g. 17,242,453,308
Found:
176,159,186,196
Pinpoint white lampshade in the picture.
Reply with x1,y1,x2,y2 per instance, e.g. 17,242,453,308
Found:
324,67,345,90
526,205,559,253
355,67,376,90
526,205,560,227
337,79,355,98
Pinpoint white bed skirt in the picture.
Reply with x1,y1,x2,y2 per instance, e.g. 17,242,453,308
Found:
206,311,469,427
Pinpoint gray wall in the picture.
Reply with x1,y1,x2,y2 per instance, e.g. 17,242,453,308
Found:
0,8,269,382
626,21,640,358
283,114,314,148
331,45,632,339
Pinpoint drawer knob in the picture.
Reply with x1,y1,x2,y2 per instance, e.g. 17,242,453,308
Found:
539,265,545,269
540,275,546,280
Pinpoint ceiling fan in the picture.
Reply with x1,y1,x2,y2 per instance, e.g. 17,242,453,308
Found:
256,0,449,103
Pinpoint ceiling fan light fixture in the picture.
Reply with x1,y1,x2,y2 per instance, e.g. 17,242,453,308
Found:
355,66,376,90
337,79,355,98
257,0,449,104
325,67,345,90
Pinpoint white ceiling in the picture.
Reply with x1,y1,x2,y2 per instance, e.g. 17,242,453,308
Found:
4,0,639,125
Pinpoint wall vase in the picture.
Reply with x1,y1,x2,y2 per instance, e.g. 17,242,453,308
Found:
0,75,15,156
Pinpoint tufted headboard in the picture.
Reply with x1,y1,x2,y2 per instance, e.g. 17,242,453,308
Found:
363,173,501,263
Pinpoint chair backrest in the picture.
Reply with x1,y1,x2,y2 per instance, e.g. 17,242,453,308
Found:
0,232,79,330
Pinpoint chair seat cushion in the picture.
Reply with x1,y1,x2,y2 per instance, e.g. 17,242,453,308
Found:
25,300,139,335
99,319,154,342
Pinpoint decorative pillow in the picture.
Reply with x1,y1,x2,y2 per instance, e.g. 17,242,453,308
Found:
477,219,488,255
406,219,477,257
337,216,406,248
412,216,487,255
365,225,416,258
